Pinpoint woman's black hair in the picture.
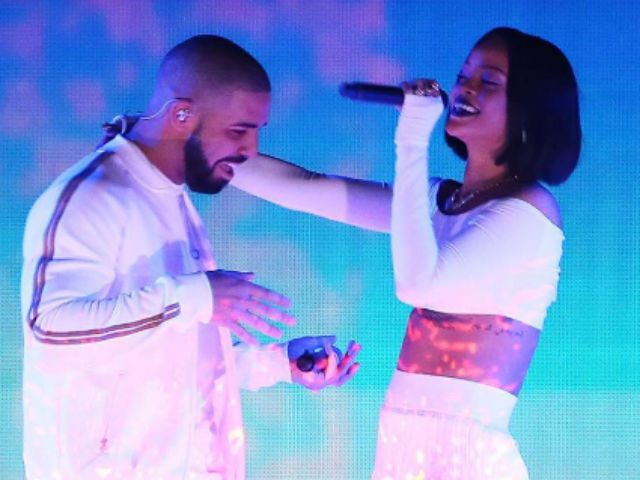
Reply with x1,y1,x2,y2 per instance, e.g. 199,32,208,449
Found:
445,27,582,185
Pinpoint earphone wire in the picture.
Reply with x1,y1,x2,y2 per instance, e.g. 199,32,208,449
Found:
103,97,192,136
139,98,181,121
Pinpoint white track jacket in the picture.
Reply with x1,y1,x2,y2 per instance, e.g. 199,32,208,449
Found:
21,135,291,480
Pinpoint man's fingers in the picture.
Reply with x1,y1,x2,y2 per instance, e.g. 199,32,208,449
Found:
333,363,360,387
291,339,361,391
313,356,328,371
225,319,260,347
209,270,297,342
209,270,291,310
231,307,284,339
295,358,360,391
246,283,292,309
242,272,255,281
221,270,254,279
344,341,361,361
323,347,339,380
235,298,296,327
333,341,361,378
337,341,361,367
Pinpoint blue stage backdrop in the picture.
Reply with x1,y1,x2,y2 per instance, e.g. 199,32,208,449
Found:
1,1,638,479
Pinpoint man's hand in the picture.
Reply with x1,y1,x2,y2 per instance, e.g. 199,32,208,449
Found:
288,336,361,391
206,270,296,346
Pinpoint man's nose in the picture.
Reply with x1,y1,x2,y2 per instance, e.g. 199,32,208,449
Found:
238,130,259,157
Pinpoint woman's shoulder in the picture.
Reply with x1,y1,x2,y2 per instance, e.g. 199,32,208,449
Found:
510,182,562,229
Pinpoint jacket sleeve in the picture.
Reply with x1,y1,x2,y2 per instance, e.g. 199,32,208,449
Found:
230,153,392,233
233,342,292,391
21,168,213,373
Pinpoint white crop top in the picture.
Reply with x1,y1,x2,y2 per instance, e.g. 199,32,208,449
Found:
392,95,564,329
413,178,564,328
231,96,564,330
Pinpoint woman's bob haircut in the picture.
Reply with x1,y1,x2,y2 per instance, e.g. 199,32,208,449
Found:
445,27,582,185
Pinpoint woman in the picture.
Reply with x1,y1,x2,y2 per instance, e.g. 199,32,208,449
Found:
231,27,581,479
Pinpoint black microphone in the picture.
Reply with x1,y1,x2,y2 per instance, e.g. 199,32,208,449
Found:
339,82,448,107
295,346,343,372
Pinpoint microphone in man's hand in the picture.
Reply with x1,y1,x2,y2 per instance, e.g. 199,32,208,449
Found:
296,346,343,372
339,82,448,107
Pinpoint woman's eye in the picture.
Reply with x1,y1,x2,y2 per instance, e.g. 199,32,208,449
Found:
481,74,504,86
455,74,468,84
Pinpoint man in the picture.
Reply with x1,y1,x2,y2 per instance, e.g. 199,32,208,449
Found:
21,35,359,480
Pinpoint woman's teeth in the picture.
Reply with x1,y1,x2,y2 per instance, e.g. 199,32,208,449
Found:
451,101,479,117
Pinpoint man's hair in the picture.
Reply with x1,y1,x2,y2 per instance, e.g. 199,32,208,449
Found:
156,34,271,100
445,27,582,185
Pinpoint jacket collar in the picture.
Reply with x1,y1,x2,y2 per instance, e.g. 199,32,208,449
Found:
102,135,185,194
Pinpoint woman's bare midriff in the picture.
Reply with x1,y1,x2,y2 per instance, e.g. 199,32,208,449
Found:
397,308,540,395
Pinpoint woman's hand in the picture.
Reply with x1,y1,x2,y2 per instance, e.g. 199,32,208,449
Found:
395,78,446,146
400,78,443,99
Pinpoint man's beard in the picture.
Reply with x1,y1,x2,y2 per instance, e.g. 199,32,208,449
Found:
184,133,247,194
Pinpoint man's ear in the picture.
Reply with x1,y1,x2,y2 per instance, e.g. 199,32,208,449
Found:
169,100,194,130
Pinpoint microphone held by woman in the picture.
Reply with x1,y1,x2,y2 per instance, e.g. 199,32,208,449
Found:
340,81,448,107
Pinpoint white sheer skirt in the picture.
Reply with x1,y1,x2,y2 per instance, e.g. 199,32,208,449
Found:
372,371,529,480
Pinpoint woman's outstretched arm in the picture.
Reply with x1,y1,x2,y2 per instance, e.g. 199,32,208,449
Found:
231,153,392,233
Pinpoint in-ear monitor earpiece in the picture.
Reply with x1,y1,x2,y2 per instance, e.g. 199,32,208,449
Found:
176,109,190,122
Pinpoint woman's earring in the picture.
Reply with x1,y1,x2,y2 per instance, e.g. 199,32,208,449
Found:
521,129,527,144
